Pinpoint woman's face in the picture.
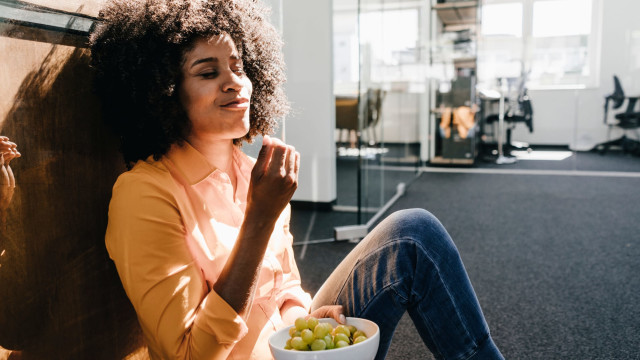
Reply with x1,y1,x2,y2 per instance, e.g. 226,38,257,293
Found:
179,35,253,142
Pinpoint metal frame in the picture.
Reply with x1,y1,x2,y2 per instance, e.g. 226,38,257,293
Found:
0,0,96,48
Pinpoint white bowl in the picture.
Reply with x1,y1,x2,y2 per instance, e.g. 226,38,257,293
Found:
269,317,380,360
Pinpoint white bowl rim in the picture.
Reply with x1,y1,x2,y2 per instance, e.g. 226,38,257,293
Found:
268,317,380,355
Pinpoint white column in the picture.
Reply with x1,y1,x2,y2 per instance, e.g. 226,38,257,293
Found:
281,0,336,203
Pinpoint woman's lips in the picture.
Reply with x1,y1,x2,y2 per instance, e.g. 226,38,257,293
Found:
221,98,249,109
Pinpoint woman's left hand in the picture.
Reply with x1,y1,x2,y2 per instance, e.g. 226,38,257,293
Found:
309,305,346,325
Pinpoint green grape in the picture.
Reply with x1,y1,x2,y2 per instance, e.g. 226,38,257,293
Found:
313,323,330,338
323,334,334,349
295,318,308,331
310,339,327,351
307,316,319,330
353,335,368,344
352,330,366,340
321,322,333,333
334,333,350,344
285,319,368,351
291,336,308,350
334,325,350,337
300,329,314,344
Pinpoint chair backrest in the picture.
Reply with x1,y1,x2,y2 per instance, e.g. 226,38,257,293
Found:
335,96,359,130
503,81,534,133
364,88,384,128
520,90,533,132
603,75,627,124
610,75,626,109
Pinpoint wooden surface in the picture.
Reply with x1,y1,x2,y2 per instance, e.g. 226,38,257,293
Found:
0,15,148,360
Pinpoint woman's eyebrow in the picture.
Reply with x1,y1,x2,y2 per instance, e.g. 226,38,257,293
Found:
190,55,241,69
190,57,218,69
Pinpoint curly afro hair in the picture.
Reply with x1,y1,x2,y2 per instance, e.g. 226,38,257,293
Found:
90,0,289,168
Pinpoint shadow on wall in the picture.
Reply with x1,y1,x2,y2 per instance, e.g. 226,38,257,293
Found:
0,43,147,359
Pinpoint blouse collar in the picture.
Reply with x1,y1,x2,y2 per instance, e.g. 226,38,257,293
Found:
165,141,255,186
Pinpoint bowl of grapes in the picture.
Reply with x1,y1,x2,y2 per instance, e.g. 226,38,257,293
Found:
269,316,380,360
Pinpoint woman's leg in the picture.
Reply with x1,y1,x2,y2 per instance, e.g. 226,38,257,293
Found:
311,209,502,360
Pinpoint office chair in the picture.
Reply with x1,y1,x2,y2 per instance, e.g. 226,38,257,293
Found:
335,95,359,147
335,88,384,147
484,84,534,155
363,88,384,145
595,75,640,155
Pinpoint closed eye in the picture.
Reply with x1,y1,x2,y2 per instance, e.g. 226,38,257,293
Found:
199,71,220,79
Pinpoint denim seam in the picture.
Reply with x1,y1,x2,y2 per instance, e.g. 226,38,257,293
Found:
396,236,479,360
422,246,479,360
359,279,406,317
461,333,491,360
332,237,413,307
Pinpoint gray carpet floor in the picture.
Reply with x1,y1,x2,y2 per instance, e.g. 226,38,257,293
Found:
290,152,640,359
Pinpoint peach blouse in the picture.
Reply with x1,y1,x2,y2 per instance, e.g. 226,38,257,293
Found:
105,142,312,360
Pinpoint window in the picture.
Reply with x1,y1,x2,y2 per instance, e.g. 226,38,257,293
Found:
479,0,601,89
0,1,96,48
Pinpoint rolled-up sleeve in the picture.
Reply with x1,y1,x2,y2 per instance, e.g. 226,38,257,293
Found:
275,206,312,314
105,170,248,360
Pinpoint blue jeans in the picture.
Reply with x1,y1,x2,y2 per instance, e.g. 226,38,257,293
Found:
311,209,503,360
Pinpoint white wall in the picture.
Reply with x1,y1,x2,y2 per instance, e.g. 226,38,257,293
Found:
282,0,336,203
511,0,640,150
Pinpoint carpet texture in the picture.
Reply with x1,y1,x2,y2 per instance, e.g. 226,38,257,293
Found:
290,169,640,359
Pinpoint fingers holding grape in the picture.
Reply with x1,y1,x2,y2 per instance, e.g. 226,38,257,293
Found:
248,136,299,221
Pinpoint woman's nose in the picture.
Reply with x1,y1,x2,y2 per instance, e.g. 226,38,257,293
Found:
222,71,243,93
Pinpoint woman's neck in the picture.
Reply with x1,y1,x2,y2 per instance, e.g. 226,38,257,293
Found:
186,136,235,176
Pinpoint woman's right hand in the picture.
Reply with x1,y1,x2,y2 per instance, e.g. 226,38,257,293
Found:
246,135,299,222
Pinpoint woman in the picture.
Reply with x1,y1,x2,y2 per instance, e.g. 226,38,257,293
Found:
91,1,503,359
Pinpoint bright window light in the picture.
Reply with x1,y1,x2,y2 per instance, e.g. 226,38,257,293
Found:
360,9,419,65
532,0,592,37
481,3,523,37
479,0,600,88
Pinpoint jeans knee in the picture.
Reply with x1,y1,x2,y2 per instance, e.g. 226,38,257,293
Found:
384,208,456,256
387,208,442,234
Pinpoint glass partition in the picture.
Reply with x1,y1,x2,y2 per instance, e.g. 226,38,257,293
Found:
334,0,424,224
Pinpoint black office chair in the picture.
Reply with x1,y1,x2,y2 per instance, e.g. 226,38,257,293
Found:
595,75,640,155
484,86,534,155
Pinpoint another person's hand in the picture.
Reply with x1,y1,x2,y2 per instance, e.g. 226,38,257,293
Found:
1,346,22,360
1,136,20,215
247,135,299,222
0,136,20,163
309,305,346,325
